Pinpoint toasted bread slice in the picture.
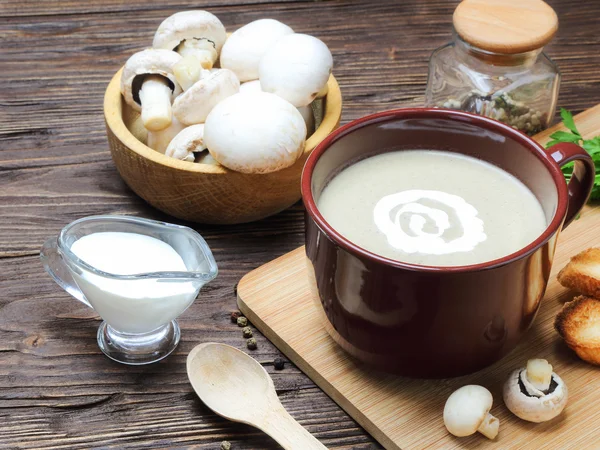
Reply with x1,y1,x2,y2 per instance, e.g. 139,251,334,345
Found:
557,248,600,297
555,295,600,365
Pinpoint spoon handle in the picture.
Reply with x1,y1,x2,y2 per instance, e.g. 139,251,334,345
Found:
260,405,327,450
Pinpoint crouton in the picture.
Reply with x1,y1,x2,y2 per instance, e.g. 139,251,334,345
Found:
555,295,600,365
557,248,600,298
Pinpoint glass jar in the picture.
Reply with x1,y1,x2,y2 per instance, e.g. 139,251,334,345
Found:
425,0,560,136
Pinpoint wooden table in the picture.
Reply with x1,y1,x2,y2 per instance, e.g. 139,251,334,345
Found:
1,1,599,448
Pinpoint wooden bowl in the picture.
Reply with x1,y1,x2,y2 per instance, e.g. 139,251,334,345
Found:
104,68,342,224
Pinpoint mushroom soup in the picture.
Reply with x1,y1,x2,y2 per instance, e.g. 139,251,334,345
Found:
316,150,547,266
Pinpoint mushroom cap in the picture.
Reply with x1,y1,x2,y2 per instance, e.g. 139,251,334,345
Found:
173,68,240,125
240,80,315,132
259,33,333,107
239,80,262,94
152,10,227,54
120,48,183,112
220,19,294,82
165,124,206,161
443,385,494,437
204,91,307,174
503,368,568,423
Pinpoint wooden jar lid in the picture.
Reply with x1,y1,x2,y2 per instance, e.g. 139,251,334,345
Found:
453,0,558,54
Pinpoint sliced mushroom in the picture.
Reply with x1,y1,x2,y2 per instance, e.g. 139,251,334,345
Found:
220,18,293,82
204,91,307,174
259,33,333,107
239,80,315,135
153,10,227,70
165,124,206,162
120,49,182,131
503,359,568,423
173,69,240,125
147,117,186,154
443,385,499,440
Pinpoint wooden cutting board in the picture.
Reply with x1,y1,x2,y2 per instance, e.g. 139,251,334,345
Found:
237,105,600,450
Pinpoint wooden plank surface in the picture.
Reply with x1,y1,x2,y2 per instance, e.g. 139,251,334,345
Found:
237,107,600,450
1,0,600,448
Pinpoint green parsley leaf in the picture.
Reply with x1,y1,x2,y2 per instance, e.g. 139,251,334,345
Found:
583,136,600,155
560,108,581,137
546,108,600,203
548,130,582,144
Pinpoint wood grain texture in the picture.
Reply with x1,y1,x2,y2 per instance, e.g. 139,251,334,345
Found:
453,0,559,54
237,105,600,449
1,0,600,448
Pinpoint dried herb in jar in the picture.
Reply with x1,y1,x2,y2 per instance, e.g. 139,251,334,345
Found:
439,91,547,136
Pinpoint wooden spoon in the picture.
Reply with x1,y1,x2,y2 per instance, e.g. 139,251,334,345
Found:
187,342,327,450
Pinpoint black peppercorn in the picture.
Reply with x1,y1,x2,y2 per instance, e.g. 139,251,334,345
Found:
230,311,241,323
274,358,285,370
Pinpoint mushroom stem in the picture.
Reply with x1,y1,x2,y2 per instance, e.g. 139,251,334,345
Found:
177,39,217,69
147,117,185,154
139,75,173,131
477,412,499,440
173,56,206,91
526,359,553,391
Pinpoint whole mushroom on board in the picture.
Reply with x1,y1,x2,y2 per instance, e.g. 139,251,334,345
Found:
120,49,182,132
173,69,240,125
503,359,568,423
259,33,333,107
204,91,307,174
153,10,227,70
239,80,315,135
443,385,499,440
220,18,294,82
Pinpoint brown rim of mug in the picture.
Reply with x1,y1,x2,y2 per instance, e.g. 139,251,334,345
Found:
301,108,569,273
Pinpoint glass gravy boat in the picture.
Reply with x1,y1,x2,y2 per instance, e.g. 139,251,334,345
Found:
40,215,218,365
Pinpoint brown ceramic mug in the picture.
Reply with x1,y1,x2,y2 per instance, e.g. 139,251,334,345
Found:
302,108,594,378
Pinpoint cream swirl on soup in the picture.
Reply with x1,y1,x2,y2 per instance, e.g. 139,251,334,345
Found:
373,189,487,256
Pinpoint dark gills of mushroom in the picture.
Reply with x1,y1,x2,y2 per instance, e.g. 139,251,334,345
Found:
120,49,182,133
503,358,568,423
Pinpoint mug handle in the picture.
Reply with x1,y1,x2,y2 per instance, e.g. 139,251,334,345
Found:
40,237,92,307
545,142,595,229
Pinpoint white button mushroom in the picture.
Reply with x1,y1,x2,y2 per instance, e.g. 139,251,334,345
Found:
204,91,307,174
120,49,183,132
165,124,206,162
239,80,315,135
259,33,333,107
443,385,499,440
220,19,294,82
173,69,240,125
153,10,227,70
503,359,568,423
